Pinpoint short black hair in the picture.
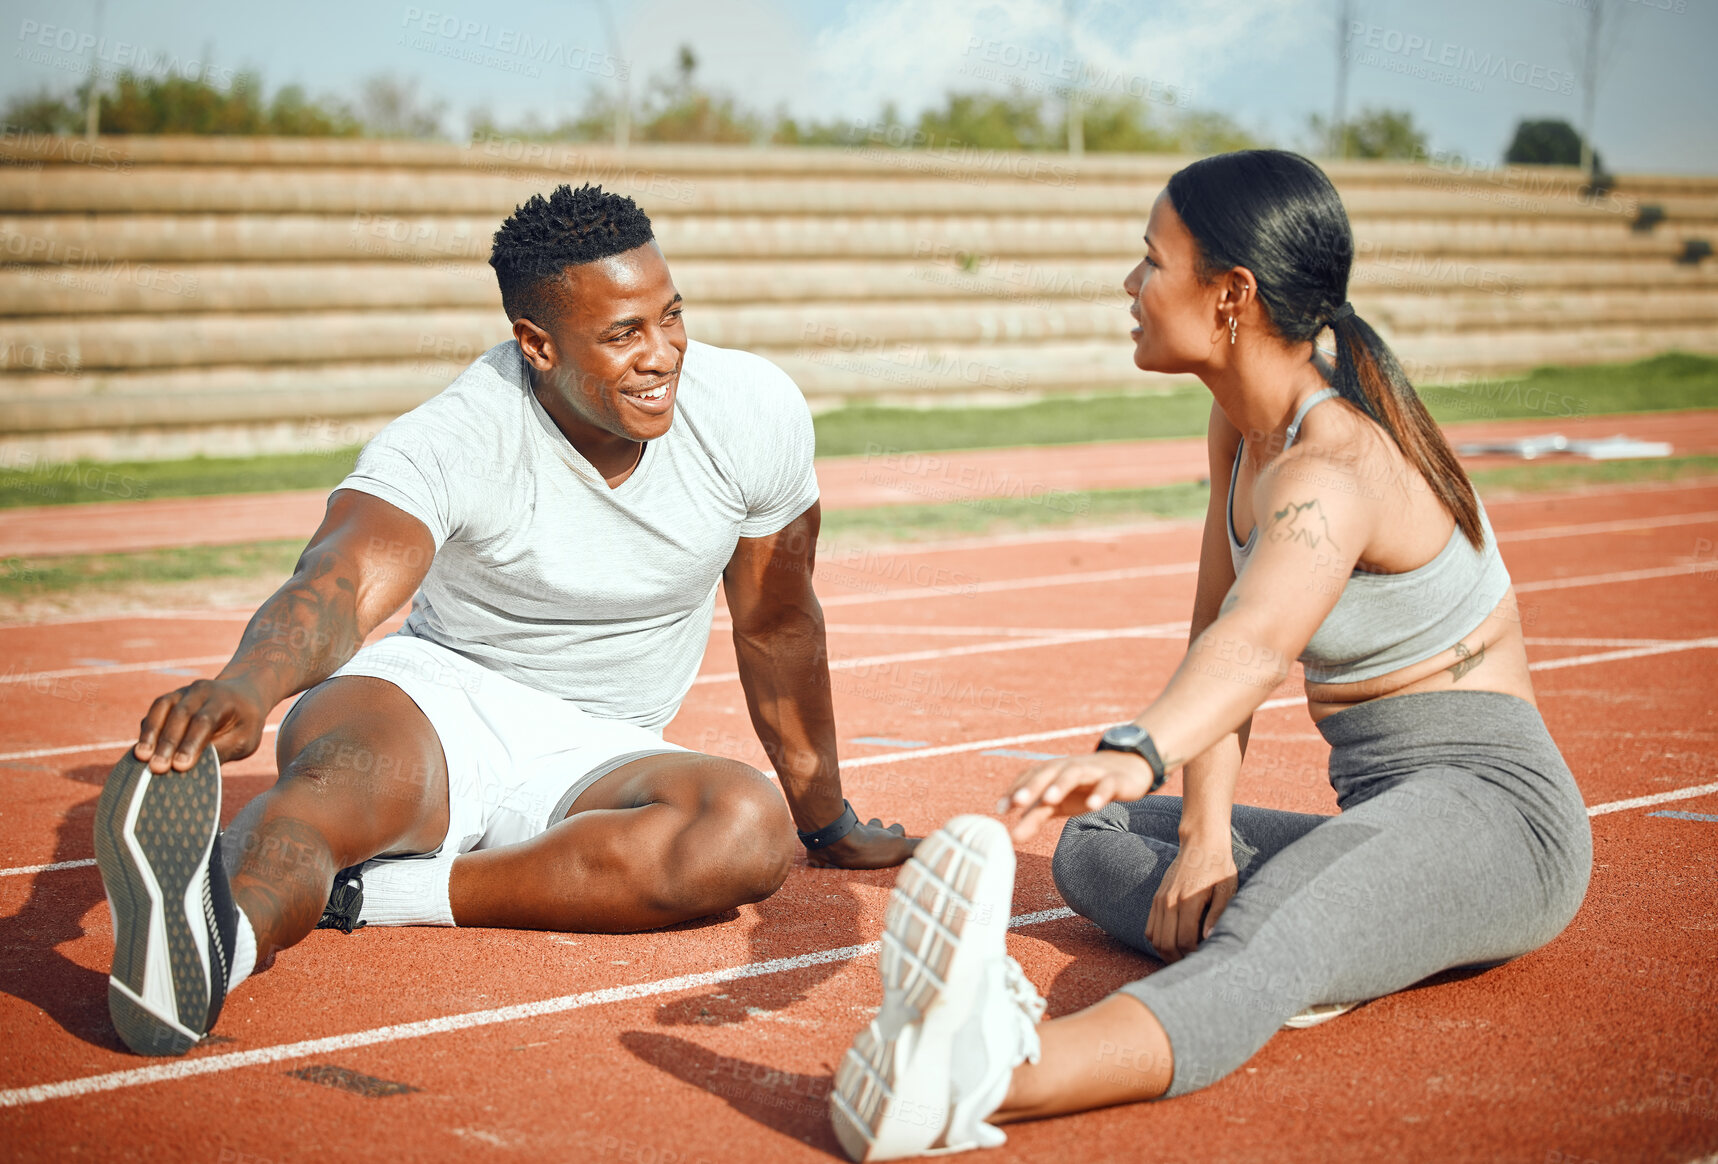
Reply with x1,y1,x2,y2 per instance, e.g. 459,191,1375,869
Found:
489,183,656,324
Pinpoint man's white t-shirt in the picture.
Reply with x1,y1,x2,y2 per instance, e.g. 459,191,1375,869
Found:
337,338,820,732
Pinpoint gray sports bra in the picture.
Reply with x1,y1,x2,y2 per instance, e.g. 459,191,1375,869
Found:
1227,388,1512,685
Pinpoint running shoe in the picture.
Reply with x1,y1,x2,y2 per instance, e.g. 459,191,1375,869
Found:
1282,1001,1358,1029
93,748,236,1056
831,815,1045,1161
317,864,368,934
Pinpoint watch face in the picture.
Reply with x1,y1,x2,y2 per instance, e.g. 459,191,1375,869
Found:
1102,723,1147,749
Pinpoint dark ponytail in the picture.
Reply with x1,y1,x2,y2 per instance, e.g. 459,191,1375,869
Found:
1166,150,1484,549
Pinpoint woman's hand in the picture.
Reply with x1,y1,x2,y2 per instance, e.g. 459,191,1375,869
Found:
1145,840,1238,962
1002,750,1158,842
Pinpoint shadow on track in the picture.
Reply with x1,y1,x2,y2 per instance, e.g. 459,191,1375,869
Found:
0,762,123,1050
653,858,891,1028
619,1028,843,1158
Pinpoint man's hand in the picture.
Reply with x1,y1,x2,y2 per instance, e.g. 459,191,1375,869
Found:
1145,841,1238,963
135,677,270,774
806,818,918,869
1002,750,1158,842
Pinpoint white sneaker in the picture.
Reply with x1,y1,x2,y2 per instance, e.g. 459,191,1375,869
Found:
831,815,1047,1161
1282,1001,1358,1029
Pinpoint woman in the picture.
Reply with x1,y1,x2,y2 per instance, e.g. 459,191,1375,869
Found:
828,149,1592,1161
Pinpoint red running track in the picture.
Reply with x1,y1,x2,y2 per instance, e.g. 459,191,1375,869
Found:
1,477,1716,1162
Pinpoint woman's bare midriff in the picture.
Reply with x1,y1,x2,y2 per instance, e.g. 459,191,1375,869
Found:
1304,587,1538,724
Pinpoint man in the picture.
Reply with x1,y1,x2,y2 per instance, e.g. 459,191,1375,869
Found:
92,182,916,1058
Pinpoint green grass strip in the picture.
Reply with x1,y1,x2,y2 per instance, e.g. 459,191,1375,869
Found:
1464,453,1718,493
0,448,361,509
4,353,1714,510
0,540,302,601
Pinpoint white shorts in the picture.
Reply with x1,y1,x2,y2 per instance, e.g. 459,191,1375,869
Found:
327,633,686,855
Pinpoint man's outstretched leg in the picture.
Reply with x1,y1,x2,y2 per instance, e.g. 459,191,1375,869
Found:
95,673,452,1056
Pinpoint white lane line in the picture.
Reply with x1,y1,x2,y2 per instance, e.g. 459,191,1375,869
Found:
0,723,280,765
1515,562,1714,592
823,519,1196,556
1588,781,1718,817
796,623,1167,639
842,694,1311,772
0,857,95,877
0,906,1077,1109
819,561,1199,608
0,655,228,685
1528,637,1718,671
0,609,256,631
1523,637,1676,648
691,622,1187,686
1498,510,1718,543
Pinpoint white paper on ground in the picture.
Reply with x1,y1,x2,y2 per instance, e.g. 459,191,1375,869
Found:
1455,434,1672,460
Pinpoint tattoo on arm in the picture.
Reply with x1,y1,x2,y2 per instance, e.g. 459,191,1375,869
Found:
228,551,363,701
1264,498,1341,552
1446,640,1486,682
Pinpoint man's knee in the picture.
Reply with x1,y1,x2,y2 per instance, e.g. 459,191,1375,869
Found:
656,762,793,914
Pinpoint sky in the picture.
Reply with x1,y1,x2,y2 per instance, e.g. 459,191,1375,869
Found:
3,0,1714,173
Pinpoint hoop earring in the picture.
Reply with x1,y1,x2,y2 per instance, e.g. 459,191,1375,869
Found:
1228,317,1237,346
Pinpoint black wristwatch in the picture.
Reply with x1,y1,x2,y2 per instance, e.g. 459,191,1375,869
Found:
1096,724,1167,793
797,800,859,851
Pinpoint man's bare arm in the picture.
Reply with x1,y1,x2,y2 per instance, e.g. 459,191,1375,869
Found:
723,502,917,869
134,490,436,773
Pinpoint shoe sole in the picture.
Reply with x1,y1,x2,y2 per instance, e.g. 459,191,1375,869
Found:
1282,1001,1357,1029
831,816,1015,1162
92,749,222,1056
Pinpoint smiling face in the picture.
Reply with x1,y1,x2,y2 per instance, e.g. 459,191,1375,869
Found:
514,241,687,454
1122,192,1226,375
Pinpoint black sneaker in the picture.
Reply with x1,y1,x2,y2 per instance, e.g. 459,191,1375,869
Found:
317,865,368,934
93,748,237,1057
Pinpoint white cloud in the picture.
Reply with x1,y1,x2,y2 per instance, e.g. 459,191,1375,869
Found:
800,0,1320,123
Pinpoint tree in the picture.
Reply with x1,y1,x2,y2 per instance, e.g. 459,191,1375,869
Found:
4,71,363,136
351,75,444,139
1505,118,1601,170
1307,107,1428,160
915,90,1057,152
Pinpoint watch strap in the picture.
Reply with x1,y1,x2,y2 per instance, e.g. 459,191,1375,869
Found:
797,800,859,850
1097,730,1167,793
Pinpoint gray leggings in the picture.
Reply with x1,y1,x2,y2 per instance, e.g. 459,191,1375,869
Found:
1050,691,1592,1098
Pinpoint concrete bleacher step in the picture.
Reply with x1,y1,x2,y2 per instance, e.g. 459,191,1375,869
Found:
2,165,1680,221
5,210,1695,267
4,253,1714,318
5,321,1714,437
13,286,1718,373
